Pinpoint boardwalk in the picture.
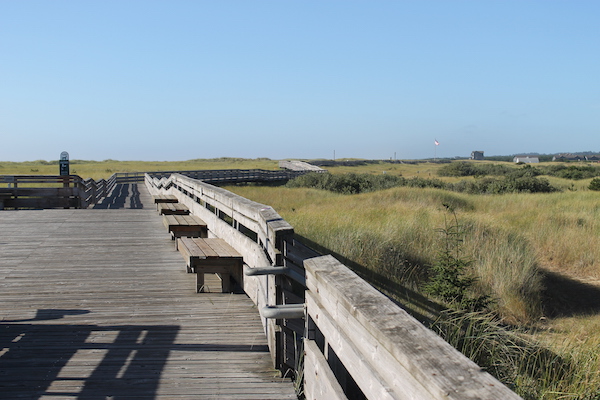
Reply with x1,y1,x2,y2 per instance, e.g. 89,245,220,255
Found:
0,184,297,399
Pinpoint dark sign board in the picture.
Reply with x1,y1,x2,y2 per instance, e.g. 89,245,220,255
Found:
59,151,70,176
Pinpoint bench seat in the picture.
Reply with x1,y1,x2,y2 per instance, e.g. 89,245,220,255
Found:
153,194,178,203
157,202,190,215
177,237,243,293
162,215,208,239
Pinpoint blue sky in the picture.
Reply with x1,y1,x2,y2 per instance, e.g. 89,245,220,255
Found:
2,1,599,161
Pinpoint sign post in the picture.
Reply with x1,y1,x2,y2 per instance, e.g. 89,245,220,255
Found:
59,151,70,189
59,151,70,176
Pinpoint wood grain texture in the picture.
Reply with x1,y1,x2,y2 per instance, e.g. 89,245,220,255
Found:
0,186,296,399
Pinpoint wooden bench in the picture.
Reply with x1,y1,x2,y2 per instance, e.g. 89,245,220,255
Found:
163,215,208,239
157,202,190,215
177,237,243,293
153,194,178,203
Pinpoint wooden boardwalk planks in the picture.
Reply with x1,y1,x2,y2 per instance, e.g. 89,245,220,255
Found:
0,189,296,399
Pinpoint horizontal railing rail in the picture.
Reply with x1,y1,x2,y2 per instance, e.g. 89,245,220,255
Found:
140,168,315,184
0,174,118,209
0,167,318,209
0,175,84,209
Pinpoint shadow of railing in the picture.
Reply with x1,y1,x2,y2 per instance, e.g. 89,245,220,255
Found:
93,183,143,209
294,234,445,325
542,270,600,318
0,309,177,399
0,308,271,399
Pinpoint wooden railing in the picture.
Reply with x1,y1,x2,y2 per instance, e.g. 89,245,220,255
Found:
304,255,521,400
145,172,523,400
0,168,315,210
118,168,315,184
0,175,82,209
0,174,119,209
145,172,300,368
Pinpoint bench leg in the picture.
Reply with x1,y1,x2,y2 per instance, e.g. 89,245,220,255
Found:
220,273,231,293
196,272,205,293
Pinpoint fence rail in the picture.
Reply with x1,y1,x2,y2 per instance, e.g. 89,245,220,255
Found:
121,168,314,184
0,168,313,210
0,174,118,209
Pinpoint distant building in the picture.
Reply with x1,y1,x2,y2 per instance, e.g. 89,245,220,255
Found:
553,153,585,162
513,156,539,164
471,151,484,160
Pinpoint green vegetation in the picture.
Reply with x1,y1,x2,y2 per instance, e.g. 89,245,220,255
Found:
424,205,489,312
589,177,600,191
226,160,600,399
287,170,560,194
439,161,600,180
437,161,515,177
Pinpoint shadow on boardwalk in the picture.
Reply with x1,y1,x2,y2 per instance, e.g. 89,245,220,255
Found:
0,308,271,399
93,184,144,209
0,309,178,400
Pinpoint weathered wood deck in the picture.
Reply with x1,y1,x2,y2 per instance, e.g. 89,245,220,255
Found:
0,184,297,399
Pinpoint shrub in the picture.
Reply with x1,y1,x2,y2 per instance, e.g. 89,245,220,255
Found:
541,164,600,180
589,177,600,191
288,172,560,195
438,162,519,177
424,205,490,311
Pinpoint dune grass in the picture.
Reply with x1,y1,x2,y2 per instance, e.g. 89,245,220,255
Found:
226,170,600,399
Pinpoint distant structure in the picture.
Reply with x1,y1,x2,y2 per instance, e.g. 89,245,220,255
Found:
471,151,484,160
279,160,326,172
552,153,599,162
513,156,539,164
553,153,584,162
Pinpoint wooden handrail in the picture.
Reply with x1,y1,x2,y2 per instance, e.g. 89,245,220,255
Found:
0,174,118,209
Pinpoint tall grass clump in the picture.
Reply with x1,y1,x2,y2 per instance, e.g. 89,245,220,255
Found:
465,224,543,324
227,183,600,399
430,310,600,400
476,191,600,278
229,185,544,323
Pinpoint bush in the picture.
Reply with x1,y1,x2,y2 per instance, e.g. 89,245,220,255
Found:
437,162,514,177
437,162,479,177
541,164,600,180
424,205,490,311
286,173,407,194
589,178,600,191
287,172,560,195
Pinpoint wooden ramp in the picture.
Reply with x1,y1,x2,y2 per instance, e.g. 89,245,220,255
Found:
0,191,297,399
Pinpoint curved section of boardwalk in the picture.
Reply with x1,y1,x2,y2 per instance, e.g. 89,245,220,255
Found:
0,185,296,399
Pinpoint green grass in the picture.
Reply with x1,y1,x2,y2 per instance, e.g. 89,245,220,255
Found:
0,158,280,180
223,161,600,399
227,183,600,399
